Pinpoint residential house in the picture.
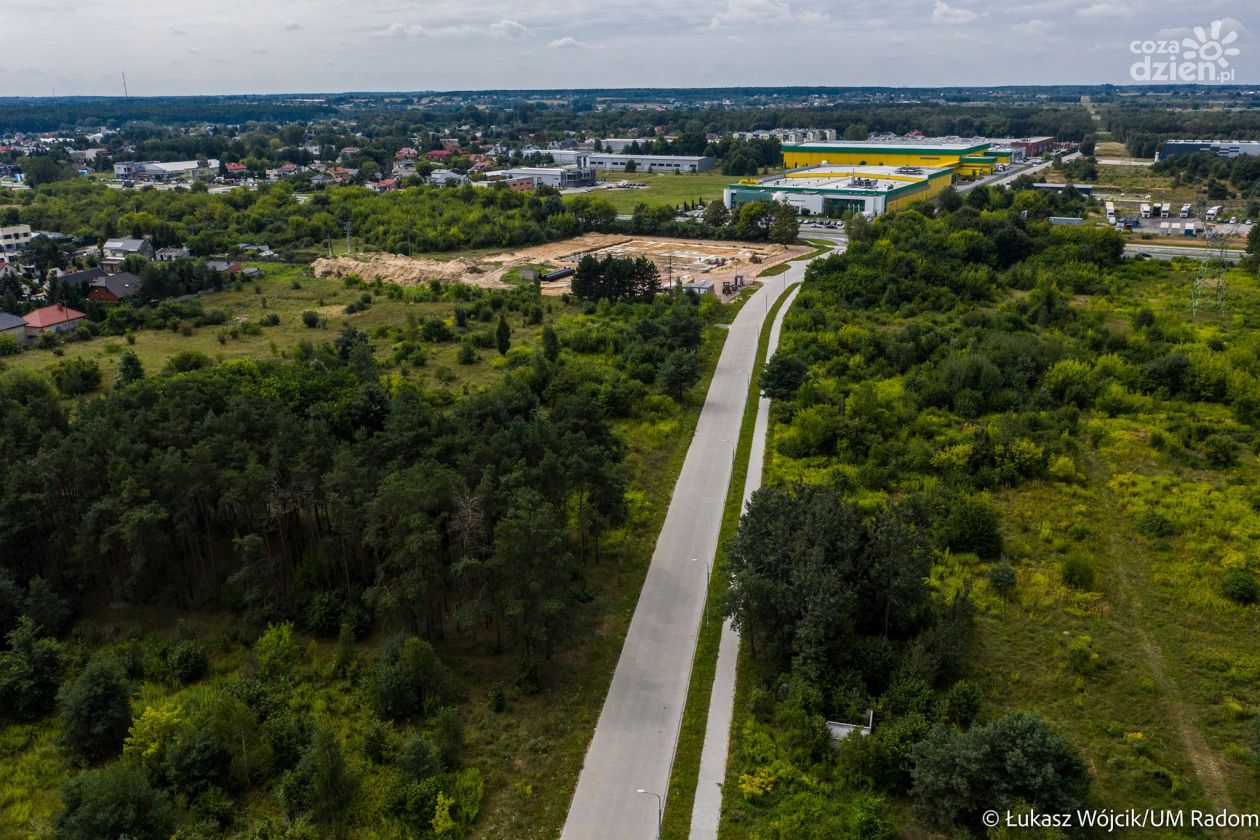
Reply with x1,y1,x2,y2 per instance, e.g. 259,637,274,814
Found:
266,162,304,180
101,237,154,272
425,149,452,162
0,224,32,261
87,271,141,302
395,147,418,160
57,266,107,292
0,260,24,282
439,138,462,153
428,169,469,187
0,312,27,344
156,246,191,261
224,162,248,179
367,178,398,193
339,146,361,161
205,260,242,274
23,303,86,335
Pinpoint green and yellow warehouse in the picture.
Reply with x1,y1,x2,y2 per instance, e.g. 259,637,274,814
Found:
724,164,954,218
780,140,1011,177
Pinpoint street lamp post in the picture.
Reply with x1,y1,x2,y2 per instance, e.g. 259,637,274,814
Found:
637,789,662,840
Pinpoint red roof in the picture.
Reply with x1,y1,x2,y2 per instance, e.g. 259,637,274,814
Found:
425,149,452,158
225,162,247,172
24,304,86,329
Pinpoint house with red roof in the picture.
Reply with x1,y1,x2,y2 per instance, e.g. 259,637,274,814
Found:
23,303,87,335
425,149,452,161
367,179,398,193
395,147,418,160
224,162,248,178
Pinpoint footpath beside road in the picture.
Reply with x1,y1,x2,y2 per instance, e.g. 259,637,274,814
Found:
560,269,800,840
688,281,802,840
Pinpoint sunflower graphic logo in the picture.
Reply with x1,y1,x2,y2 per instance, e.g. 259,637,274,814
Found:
1181,20,1241,69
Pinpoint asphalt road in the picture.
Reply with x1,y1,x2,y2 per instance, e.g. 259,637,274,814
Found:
560,265,802,840
688,278,806,840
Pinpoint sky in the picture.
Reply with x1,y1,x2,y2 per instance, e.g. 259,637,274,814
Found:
0,0,1255,96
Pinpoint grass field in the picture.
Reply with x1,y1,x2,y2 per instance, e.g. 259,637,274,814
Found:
7,263,567,394
724,259,1260,834
591,171,774,214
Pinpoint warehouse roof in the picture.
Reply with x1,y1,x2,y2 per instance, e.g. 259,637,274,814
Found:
784,140,989,155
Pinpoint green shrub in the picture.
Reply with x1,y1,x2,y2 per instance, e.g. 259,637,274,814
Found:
396,733,443,779
1134,510,1178,539
362,635,452,721
987,561,1017,595
301,310,319,328
910,712,1088,830
1221,569,1260,605
164,637,209,685
0,333,20,356
0,616,64,720
50,356,102,395
940,494,1003,559
59,657,133,764
1065,634,1099,674
278,727,356,826
261,312,281,326
1061,555,1096,590
56,764,174,840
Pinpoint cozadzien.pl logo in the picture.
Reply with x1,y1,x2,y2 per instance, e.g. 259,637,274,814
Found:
1131,20,1241,82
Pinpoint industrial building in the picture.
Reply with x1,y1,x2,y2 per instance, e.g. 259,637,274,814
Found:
1156,140,1260,161
113,160,221,181
587,154,715,174
486,166,597,189
724,164,954,217
780,140,1010,177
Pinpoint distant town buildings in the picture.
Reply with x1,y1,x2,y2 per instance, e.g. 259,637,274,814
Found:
732,128,837,143
1156,140,1260,161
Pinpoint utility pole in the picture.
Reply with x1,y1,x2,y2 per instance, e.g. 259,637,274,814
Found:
344,220,352,255
121,71,129,98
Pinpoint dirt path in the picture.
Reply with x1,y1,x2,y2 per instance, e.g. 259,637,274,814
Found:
1085,446,1236,816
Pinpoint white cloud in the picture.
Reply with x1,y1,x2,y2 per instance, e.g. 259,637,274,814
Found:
931,0,978,24
547,36,584,48
710,0,826,29
1011,18,1054,36
381,22,430,38
1076,3,1132,19
489,19,528,39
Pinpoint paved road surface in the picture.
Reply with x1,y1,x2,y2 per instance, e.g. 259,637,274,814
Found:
688,280,804,840
560,267,802,840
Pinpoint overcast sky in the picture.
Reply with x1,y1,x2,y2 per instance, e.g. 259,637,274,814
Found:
0,1,1254,96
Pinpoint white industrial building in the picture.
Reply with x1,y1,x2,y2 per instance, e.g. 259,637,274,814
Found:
587,154,715,174
488,166,597,189
113,160,221,181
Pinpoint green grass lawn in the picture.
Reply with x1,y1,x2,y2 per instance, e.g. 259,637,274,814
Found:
7,263,567,394
591,171,777,214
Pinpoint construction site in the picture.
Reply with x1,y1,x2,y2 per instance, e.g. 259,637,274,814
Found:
312,234,804,296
